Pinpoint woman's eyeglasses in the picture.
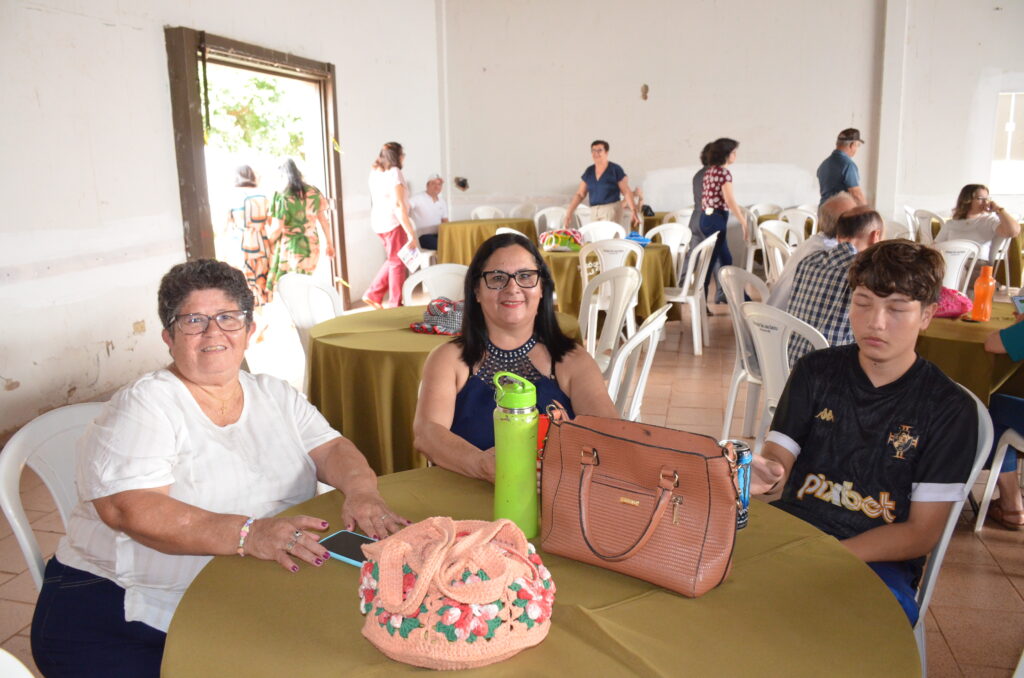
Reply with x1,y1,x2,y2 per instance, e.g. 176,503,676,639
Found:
170,311,250,335
480,269,541,290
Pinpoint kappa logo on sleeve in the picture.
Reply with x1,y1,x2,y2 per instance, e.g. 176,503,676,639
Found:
887,425,919,460
795,473,896,523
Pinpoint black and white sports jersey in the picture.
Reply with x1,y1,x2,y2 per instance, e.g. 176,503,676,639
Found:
768,345,977,544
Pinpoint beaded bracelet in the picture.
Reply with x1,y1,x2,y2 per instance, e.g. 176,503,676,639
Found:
237,516,256,557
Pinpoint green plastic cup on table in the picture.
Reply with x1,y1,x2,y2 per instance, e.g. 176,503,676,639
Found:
492,371,539,538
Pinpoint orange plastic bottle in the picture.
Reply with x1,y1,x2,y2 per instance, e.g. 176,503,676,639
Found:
970,265,995,322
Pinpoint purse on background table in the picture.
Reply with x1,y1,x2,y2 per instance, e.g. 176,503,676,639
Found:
540,415,739,598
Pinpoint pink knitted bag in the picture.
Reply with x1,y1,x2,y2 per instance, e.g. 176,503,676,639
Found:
358,517,556,670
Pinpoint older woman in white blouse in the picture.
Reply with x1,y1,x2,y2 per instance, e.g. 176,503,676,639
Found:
31,260,406,678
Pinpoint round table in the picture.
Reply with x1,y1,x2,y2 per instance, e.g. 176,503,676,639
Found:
916,301,1023,405
163,467,920,677
308,307,580,475
541,242,680,321
437,218,538,266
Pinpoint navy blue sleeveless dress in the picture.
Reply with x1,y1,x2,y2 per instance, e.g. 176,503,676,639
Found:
449,337,575,450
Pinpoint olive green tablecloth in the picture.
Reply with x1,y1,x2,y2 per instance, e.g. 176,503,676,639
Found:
163,467,919,677
308,307,579,475
541,242,680,321
915,302,1022,405
437,218,538,265
641,211,668,234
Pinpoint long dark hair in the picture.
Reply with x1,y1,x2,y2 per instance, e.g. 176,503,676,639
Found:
280,158,307,199
952,183,987,220
455,234,575,368
234,165,257,188
708,138,739,166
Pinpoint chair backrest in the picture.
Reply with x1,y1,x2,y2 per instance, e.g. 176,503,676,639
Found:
760,229,793,285
579,239,645,279
794,203,817,214
913,209,944,246
902,205,918,240
778,208,818,237
644,223,691,272
933,239,981,293
719,266,770,381
738,205,759,246
749,203,782,219
573,204,593,228
494,226,524,237
0,402,106,589
579,220,626,243
508,202,536,219
578,267,642,372
741,302,828,416
0,649,34,678
884,220,912,240
401,263,469,303
760,218,804,247
470,205,505,220
913,387,993,654
661,207,695,224
275,273,344,356
678,233,719,297
534,206,568,232
605,304,671,421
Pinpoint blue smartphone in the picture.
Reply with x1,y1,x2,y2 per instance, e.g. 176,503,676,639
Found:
1012,295,1024,314
319,530,377,566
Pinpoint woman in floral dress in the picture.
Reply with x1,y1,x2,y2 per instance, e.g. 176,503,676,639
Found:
225,165,272,304
267,159,336,293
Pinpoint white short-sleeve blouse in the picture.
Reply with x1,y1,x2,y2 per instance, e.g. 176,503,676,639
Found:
55,369,341,632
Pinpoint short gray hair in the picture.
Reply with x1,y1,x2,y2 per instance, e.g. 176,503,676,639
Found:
818,191,857,238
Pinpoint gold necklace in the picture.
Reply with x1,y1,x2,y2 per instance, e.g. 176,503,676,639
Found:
173,368,240,417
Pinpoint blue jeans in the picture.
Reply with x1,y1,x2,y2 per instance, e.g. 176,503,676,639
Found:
988,393,1022,473
699,209,732,299
32,557,166,678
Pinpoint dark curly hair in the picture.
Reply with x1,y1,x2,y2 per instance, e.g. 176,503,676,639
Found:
708,138,739,166
455,234,575,368
848,240,945,306
158,259,254,333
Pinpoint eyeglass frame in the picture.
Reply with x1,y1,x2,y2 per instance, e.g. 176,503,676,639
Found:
478,268,543,291
167,310,252,335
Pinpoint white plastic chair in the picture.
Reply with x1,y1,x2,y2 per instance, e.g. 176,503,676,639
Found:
973,427,1024,532
933,239,981,293
778,208,818,238
719,266,770,442
508,203,536,220
0,649,34,678
760,229,793,286
738,205,761,274
661,207,695,224
992,235,1014,288
573,204,593,229
884,220,912,240
579,220,626,243
912,209,945,246
741,302,828,453
749,203,782,220
903,206,919,241
401,263,468,303
645,222,691,274
760,218,805,247
470,206,504,220
578,267,642,374
276,273,344,358
494,226,526,237
915,387,992,674
605,304,671,421
664,233,718,356
578,239,645,336
794,203,817,214
534,206,568,233
0,402,106,590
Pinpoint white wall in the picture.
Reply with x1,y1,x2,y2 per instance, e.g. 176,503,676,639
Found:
0,0,442,437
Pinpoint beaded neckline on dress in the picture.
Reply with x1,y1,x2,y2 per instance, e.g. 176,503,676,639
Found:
475,336,543,385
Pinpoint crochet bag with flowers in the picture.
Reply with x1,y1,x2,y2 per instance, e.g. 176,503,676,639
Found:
539,229,583,252
358,517,556,670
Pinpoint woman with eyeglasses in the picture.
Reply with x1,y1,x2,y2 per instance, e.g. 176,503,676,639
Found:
935,183,1019,265
413,233,618,482
32,260,405,678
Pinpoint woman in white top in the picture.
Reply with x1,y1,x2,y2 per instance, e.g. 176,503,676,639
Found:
32,260,406,678
935,183,1019,262
363,142,417,309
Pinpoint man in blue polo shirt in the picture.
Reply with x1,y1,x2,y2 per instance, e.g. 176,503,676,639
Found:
817,128,867,206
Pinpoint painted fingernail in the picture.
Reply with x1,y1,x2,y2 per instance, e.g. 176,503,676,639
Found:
290,565,299,573
346,523,354,531
321,521,329,528
323,552,330,559
372,534,379,540
315,558,323,566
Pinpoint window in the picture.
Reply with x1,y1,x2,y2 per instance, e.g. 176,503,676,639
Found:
991,92,1024,194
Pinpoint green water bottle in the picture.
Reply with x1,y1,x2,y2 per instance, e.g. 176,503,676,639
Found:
493,371,539,538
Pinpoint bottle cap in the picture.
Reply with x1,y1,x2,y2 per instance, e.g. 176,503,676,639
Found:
493,371,536,409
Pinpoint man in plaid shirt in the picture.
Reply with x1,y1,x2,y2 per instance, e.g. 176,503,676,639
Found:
787,207,883,363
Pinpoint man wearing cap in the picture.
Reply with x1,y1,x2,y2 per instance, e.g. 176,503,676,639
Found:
408,174,449,250
816,128,867,206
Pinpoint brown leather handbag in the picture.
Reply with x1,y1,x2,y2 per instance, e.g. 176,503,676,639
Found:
540,415,739,598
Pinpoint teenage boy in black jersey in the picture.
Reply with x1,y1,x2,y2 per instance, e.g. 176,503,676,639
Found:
751,240,978,624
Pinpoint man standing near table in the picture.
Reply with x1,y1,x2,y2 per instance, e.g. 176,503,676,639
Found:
408,173,449,250
752,240,978,624
786,207,883,364
817,128,867,206
564,140,641,230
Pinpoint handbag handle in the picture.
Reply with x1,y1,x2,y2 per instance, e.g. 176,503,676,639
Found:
577,446,677,562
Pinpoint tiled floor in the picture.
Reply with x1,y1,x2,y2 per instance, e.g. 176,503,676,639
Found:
1,303,1022,676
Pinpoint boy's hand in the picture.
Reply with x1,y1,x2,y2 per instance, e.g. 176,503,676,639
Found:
751,455,786,495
